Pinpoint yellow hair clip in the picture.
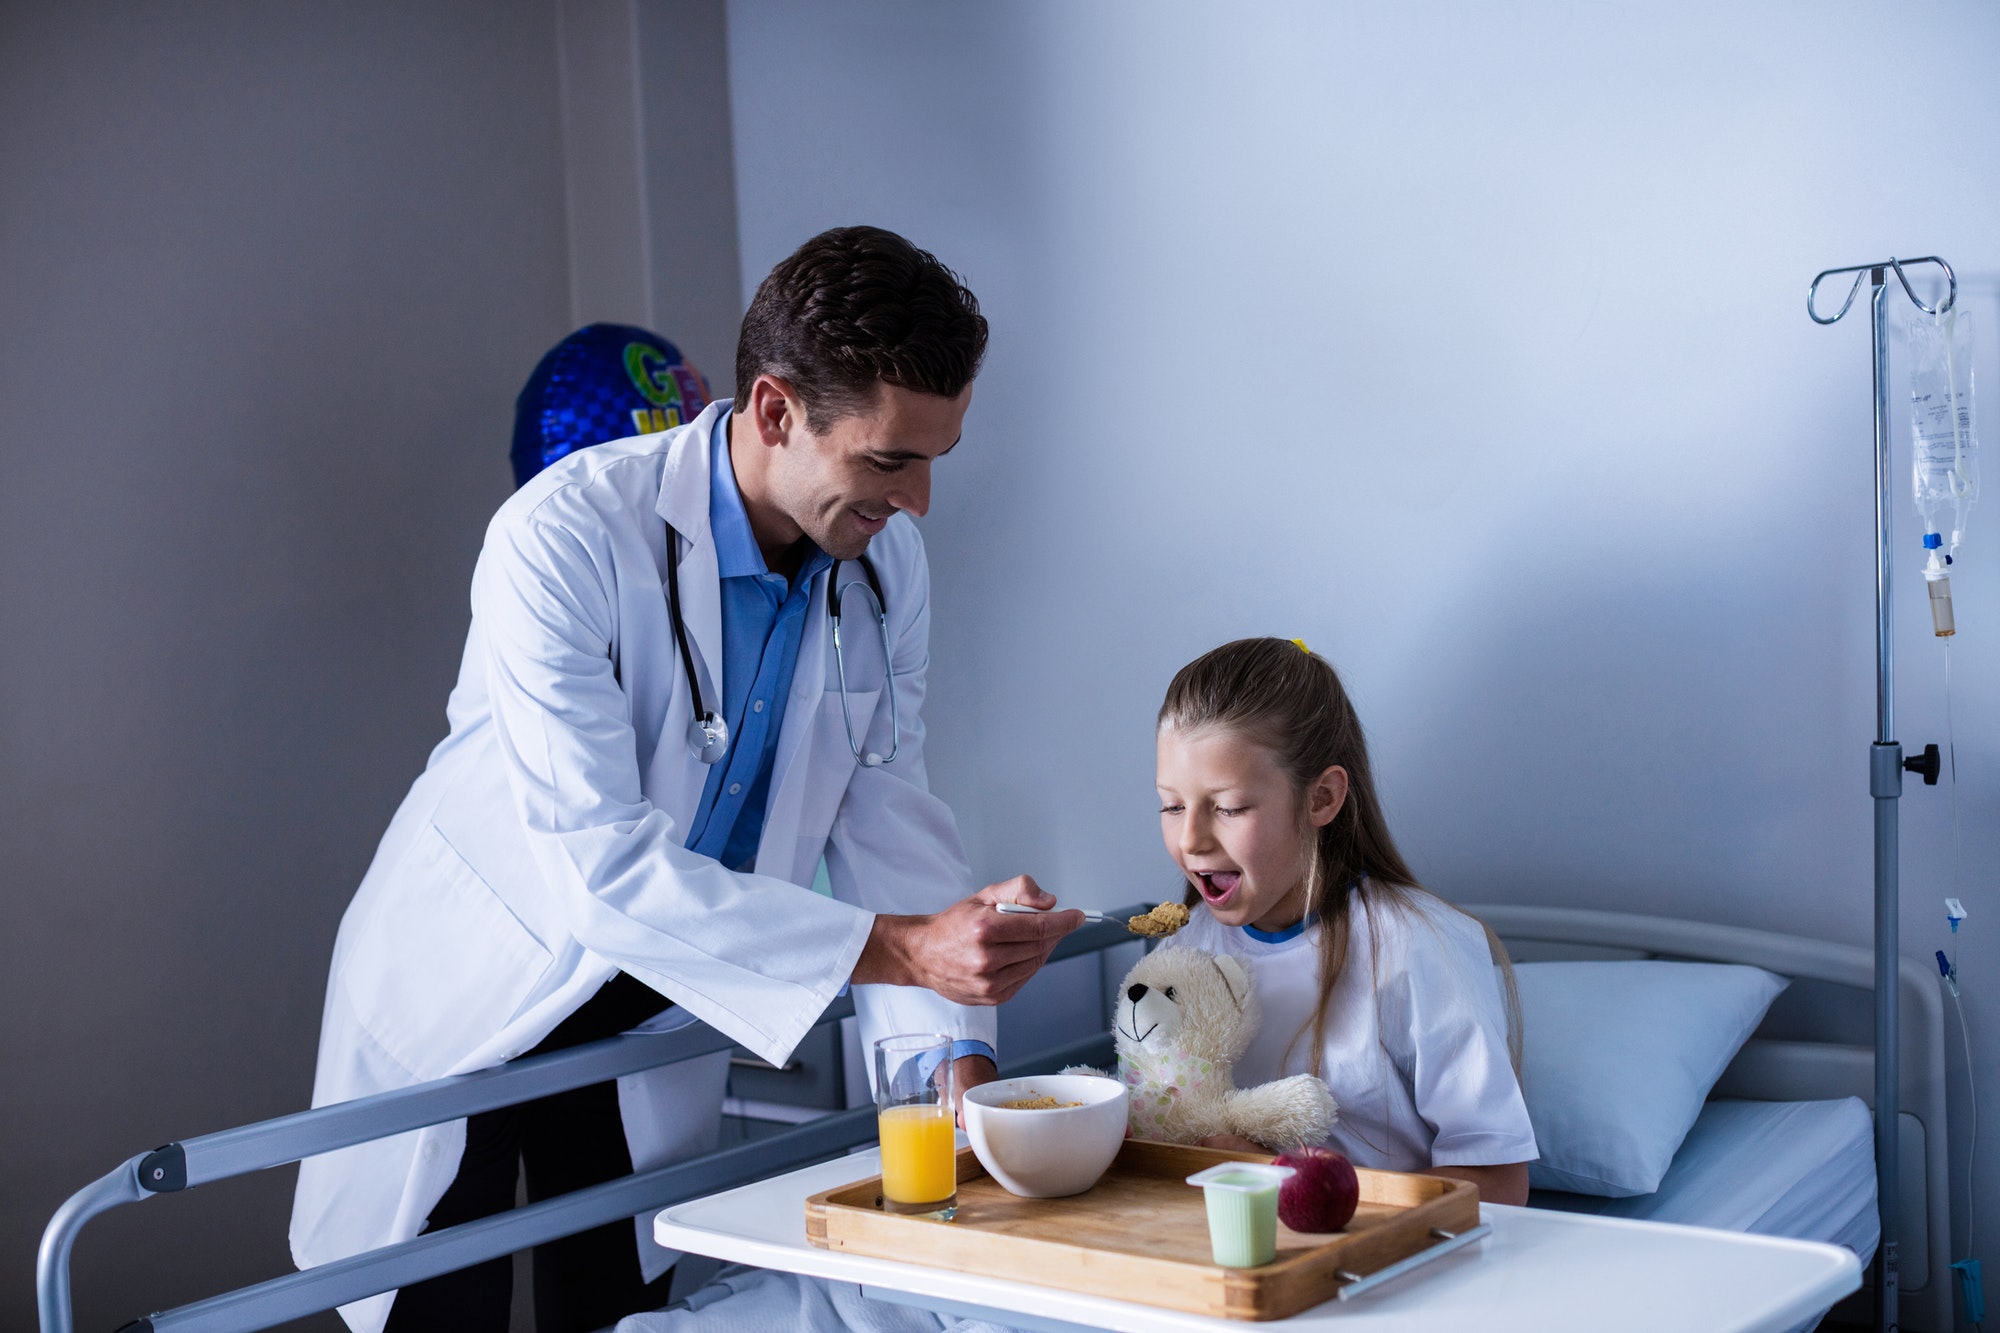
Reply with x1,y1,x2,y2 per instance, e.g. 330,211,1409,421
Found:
1291,638,1310,654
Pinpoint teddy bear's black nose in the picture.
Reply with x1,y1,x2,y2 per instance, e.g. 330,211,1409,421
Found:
1127,983,1148,1004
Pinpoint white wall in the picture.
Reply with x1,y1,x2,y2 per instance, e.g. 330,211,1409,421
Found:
727,0,2000,1311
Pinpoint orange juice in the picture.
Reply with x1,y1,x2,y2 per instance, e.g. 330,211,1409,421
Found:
878,1104,956,1205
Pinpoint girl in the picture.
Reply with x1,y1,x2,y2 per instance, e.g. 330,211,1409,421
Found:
1155,637,1536,1205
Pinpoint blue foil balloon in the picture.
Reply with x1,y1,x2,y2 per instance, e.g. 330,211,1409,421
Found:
511,324,713,488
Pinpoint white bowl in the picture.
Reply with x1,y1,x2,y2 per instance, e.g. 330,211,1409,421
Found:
961,1074,1129,1198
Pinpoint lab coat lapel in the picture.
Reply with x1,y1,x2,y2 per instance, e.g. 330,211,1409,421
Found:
656,406,724,710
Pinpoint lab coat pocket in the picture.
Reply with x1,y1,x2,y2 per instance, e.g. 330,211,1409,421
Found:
342,827,553,1082
822,684,882,769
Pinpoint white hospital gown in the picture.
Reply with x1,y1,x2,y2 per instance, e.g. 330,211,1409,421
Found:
1177,889,1538,1171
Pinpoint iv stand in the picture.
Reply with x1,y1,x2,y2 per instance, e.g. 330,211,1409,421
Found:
1808,254,1956,1333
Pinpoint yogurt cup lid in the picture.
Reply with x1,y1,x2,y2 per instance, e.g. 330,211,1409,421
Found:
1185,1162,1296,1193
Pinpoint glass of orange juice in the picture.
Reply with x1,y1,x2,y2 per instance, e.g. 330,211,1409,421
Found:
874,1033,958,1220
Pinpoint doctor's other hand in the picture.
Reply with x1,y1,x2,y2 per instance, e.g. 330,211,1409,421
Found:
851,875,1081,1006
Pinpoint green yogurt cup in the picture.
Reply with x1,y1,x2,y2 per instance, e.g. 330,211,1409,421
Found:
1185,1162,1297,1268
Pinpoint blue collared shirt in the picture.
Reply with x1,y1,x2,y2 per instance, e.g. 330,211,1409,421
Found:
684,411,832,868
685,409,994,1070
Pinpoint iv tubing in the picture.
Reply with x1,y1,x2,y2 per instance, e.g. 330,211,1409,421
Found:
1952,983,1979,1325
1945,641,1971,1261
1947,641,1961,906
1941,639,1980,1333
1958,993,1977,1251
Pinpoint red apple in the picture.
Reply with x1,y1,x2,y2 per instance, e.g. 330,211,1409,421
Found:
1275,1146,1359,1232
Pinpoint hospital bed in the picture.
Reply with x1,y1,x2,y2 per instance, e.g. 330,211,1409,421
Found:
1468,904,1951,1333
40,904,1950,1332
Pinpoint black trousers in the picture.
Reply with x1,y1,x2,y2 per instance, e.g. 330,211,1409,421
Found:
383,973,677,1333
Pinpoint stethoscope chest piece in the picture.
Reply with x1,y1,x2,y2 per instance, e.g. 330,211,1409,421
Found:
665,528,732,766
686,711,729,765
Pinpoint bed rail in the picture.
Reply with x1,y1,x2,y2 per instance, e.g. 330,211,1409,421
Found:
39,911,1146,1333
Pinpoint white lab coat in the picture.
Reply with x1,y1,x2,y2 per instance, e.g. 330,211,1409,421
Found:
290,402,992,1332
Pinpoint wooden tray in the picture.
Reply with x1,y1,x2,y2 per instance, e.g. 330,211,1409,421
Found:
805,1139,1480,1321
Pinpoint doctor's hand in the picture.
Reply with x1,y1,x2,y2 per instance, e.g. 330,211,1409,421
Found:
950,1053,999,1126
850,875,1081,1006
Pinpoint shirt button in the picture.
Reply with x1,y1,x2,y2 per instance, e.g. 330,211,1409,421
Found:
752,699,765,713
728,783,742,795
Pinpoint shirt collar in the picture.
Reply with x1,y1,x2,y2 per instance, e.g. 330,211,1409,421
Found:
708,408,833,587
708,408,771,579
1241,919,1308,944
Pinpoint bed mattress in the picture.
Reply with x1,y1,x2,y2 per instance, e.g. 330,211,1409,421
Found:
1530,1097,1879,1263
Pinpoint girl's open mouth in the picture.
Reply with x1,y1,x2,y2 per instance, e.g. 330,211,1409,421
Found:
1194,870,1241,905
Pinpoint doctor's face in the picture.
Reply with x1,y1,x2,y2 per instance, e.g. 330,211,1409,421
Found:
753,378,970,561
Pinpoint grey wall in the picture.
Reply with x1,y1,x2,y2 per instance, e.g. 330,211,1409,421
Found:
636,0,742,388
558,0,741,383
0,3,573,1327
725,0,2000,1317
559,0,656,330
1,3,743,1324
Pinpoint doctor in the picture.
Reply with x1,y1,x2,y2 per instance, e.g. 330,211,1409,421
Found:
291,226,1081,1333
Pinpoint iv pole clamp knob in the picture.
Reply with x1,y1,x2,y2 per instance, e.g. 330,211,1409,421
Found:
1903,743,1942,786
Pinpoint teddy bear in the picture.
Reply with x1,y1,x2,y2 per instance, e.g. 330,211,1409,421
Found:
1068,944,1338,1150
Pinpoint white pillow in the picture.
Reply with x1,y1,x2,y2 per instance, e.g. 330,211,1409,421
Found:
1515,960,1787,1197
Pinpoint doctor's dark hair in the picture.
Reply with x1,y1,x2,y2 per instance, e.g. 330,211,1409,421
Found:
1159,637,1523,1079
734,225,989,430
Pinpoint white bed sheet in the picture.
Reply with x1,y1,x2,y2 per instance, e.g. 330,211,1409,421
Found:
1532,1098,1879,1263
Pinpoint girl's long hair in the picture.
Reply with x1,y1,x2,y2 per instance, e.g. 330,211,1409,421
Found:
1160,637,1522,1078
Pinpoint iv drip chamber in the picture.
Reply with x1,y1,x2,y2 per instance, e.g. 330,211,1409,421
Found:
1926,553,1956,638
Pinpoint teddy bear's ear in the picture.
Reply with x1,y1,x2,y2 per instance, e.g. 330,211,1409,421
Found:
1200,948,1248,1000
1213,954,1252,1007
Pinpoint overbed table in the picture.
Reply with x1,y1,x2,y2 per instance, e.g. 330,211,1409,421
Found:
653,1148,1861,1332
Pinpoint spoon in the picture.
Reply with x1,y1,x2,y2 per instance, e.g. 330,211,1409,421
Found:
994,903,1122,923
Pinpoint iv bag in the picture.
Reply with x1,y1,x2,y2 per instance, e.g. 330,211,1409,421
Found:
1909,306,1979,554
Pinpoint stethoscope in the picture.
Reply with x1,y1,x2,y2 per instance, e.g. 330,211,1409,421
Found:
664,528,900,769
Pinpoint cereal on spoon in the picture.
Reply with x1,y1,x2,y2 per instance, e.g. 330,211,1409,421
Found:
1125,901,1190,938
